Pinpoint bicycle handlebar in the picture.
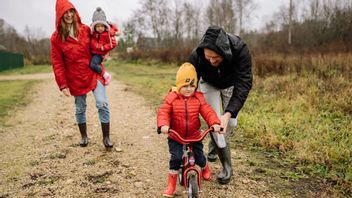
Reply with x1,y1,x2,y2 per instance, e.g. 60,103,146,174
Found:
167,128,214,144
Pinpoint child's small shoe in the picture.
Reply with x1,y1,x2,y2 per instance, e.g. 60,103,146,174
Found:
202,163,211,180
103,72,111,85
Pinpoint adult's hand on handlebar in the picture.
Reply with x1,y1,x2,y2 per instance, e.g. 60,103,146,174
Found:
220,112,232,134
211,124,222,133
161,126,170,134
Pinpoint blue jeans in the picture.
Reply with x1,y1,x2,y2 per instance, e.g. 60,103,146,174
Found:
90,54,103,74
74,80,109,124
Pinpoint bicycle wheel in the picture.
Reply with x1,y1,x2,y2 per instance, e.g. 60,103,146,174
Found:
188,174,199,198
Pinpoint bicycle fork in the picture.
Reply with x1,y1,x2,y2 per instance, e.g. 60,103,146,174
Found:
180,144,202,192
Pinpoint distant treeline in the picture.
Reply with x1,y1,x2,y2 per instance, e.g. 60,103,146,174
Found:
0,19,50,65
118,0,352,66
1,0,351,67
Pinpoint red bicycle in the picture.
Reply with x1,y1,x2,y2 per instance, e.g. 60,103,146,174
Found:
167,127,215,198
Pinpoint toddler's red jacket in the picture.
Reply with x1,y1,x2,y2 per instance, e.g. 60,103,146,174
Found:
157,91,220,140
91,23,118,55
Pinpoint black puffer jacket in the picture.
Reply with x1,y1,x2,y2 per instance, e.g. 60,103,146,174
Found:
189,26,253,118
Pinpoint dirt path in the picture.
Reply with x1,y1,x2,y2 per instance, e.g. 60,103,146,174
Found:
0,75,282,197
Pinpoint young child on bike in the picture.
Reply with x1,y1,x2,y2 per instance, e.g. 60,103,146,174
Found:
157,62,222,197
90,7,119,85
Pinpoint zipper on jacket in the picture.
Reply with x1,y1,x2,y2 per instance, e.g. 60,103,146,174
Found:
184,98,188,137
217,68,221,78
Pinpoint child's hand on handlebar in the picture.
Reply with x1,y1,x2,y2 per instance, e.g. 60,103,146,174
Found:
211,124,222,133
161,126,170,134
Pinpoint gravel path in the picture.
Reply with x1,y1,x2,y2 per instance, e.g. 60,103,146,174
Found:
0,74,281,197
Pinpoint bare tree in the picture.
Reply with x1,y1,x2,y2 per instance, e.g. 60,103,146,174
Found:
308,0,321,20
234,0,257,35
171,0,184,45
119,19,138,51
139,0,171,46
288,0,293,45
182,1,203,44
206,0,236,34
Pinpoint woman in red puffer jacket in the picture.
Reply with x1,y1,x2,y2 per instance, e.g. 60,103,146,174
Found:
50,0,112,148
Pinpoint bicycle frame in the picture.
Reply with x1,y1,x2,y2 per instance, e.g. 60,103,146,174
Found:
168,128,214,195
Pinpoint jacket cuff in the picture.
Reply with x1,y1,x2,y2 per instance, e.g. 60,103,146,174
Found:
59,85,67,91
225,110,238,118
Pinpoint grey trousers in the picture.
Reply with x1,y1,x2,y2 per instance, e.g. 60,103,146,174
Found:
199,78,237,138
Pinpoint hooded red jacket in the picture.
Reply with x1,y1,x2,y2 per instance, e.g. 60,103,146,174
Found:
51,0,104,96
157,91,221,140
91,23,118,55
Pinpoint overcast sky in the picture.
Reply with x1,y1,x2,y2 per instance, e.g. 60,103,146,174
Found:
0,0,286,38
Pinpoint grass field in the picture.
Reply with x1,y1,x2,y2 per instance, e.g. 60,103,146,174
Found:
0,65,51,75
108,60,178,109
0,65,51,125
0,80,37,125
109,60,351,195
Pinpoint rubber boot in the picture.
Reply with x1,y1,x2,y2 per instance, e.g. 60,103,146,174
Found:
163,172,178,197
217,145,233,184
202,163,211,181
101,122,113,148
207,134,218,162
78,123,88,147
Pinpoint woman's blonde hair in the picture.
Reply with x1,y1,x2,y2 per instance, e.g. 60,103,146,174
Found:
59,9,78,41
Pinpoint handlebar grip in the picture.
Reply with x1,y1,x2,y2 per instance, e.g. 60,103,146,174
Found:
157,128,161,134
210,127,224,132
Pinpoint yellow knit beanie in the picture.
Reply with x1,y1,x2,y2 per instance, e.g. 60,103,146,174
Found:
175,62,198,92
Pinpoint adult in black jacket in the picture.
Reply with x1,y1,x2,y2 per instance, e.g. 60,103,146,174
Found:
189,26,252,184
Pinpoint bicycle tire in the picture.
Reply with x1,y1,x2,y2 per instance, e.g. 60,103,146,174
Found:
188,174,199,198
178,168,184,185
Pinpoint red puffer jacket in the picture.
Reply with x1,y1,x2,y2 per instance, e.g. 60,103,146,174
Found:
51,0,103,96
91,23,118,55
157,91,220,140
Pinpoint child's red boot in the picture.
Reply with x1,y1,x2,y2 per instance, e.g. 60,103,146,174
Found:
163,172,178,197
202,163,211,180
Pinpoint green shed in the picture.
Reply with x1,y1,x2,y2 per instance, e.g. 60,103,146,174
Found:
0,47,24,71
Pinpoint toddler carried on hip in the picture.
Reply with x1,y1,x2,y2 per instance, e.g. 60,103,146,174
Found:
90,7,119,85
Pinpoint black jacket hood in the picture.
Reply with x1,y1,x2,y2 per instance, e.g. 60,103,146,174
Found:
196,26,233,62
189,26,253,118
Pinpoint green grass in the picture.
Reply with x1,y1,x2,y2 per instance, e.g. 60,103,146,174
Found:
0,65,51,124
109,60,351,195
109,60,178,109
0,65,51,75
240,74,352,195
0,80,37,124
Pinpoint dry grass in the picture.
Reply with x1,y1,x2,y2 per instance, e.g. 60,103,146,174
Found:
109,55,351,195
240,71,351,194
253,53,352,79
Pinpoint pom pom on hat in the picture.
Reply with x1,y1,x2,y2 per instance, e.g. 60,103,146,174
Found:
90,7,109,33
175,62,198,92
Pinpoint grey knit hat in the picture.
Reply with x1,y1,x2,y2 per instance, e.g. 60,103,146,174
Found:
90,7,110,33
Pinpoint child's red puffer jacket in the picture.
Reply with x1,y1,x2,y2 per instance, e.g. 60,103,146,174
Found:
91,23,118,55
157,91,220,140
